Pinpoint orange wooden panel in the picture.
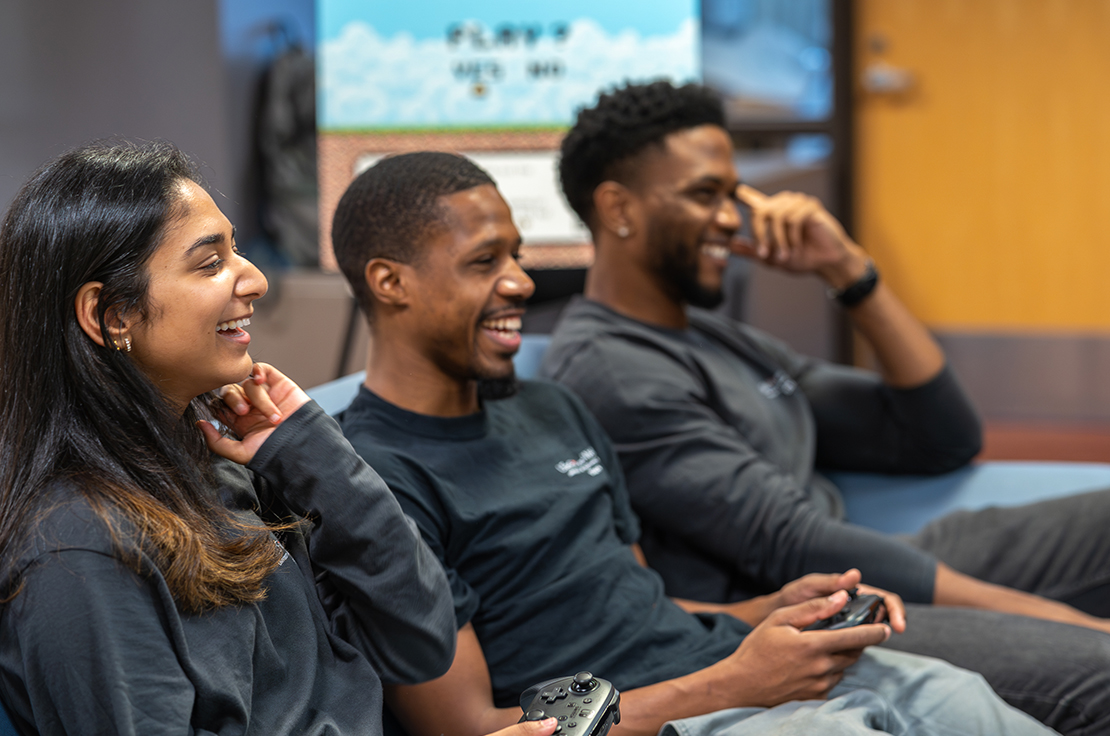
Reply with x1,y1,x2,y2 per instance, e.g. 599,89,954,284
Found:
855,0,1110,330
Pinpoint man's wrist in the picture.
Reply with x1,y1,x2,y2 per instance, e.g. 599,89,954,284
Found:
828,261,880,308
816,246,870,290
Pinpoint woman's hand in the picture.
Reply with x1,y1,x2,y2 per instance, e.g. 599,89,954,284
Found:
198,362,311,464
487,719,558,736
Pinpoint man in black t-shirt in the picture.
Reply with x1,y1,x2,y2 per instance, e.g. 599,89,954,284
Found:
540,80,1110,735
327,150,1051,736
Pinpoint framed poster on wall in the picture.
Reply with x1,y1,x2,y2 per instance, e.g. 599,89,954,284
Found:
317,0,698,268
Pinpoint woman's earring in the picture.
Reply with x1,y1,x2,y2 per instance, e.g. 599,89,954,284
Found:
124,336,132,353
617,226,630,238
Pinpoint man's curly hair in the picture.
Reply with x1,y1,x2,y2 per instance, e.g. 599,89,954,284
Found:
559,81,726,228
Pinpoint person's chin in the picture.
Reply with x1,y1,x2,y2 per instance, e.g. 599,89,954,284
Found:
475,359,519,401
682,279,725,309
212,356,256,392
478,375,519,401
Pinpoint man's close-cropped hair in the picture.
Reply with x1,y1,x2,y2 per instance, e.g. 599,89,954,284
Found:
559,80,726,228
332,151,495,316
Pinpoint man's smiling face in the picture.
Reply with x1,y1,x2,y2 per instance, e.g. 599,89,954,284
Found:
402,184,535,387
633,124,743,308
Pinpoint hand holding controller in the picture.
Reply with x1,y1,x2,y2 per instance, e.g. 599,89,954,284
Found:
519,672,621,736
803,588,885,631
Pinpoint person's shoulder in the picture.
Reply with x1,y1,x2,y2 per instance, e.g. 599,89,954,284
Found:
687,307,812,372
337,387,400,454
543,299,643,374
8,481,137,580
509,379,610,440
335,389,437,494
544,300,689,383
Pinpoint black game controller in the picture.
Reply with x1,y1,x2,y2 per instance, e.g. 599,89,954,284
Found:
803,588,885,631
519,671,621,736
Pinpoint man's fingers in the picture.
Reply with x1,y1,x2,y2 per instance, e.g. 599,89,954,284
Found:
771,214,789,263
777,590,851,629
784,199,821,254
749,209,769,257
730,235,760,258
858,584,907,633
735,183,768,207
812,623,892,652
826,649,865,675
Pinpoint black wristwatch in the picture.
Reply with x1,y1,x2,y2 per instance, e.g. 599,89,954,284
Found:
828,261,879,308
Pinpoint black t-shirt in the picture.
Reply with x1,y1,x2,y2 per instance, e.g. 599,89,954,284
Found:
0,402,456,735
339,381,753,708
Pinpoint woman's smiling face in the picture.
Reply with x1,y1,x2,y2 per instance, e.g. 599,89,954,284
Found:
127,179,267,410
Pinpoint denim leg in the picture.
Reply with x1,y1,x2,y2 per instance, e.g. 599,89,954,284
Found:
882,603,1110,736
658,649,1053,736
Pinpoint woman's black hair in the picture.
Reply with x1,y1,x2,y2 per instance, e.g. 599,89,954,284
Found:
0,140,283,610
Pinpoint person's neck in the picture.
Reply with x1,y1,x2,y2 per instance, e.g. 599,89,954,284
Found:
363,334,480,417
585,238,688,329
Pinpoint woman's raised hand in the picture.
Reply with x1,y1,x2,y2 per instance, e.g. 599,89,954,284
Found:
199,362,311,464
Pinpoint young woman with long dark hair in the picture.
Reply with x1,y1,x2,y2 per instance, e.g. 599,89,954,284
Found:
0,141,559,736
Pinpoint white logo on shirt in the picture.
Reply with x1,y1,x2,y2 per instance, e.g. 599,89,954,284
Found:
758,370,798,400
273,537,290,566
556,447,604,477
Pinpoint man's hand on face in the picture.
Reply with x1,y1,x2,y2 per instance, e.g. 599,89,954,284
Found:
733,184,871,290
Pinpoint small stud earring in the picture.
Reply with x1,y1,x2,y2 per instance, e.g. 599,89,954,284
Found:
124,336,132,353
617,226,630,238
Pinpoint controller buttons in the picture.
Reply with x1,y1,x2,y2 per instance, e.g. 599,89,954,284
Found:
542,687,569,704
579,710,592,717
583,698,592,704
568,723,578,729
525,709,547,721
553,728,562,734
558,716,568,721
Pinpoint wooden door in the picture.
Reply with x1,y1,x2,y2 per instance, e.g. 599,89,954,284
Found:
854,0,1110,422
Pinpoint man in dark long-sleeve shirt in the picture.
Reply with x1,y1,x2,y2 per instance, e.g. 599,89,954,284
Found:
541,80,1110,736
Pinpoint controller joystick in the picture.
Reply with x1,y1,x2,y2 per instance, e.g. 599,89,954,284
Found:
520,672,620,736
571,672,597,693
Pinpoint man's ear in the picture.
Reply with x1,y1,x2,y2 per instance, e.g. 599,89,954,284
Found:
363,258,410,309
592,181,639,240
74,282,131,349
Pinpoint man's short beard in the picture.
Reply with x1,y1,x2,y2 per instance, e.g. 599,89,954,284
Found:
658,241,724,310
477,374,520,401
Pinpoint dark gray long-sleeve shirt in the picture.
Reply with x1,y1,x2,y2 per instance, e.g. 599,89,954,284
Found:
540,298,982,605
0,401,456,735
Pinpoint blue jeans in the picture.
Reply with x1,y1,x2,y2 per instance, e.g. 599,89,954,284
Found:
660,648,1053,736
